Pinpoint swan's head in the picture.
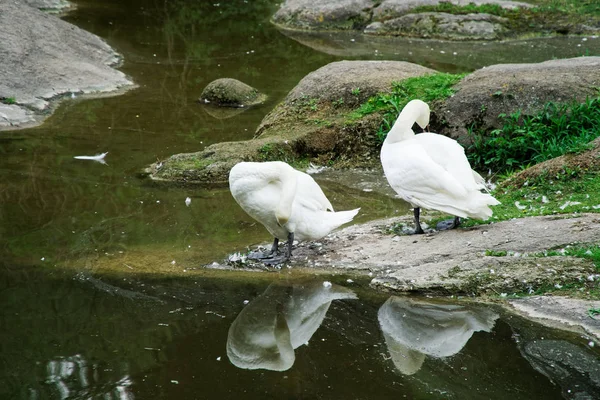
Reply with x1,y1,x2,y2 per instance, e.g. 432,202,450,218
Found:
275,211,289,227
404,99,430,130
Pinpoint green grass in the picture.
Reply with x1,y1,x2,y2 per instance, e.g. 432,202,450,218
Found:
413,3,511,17
468,97,600,173
349,72,466,143
528,0,600,16
458,170,600,228
589,307,600,318
485,250,508,257
1,97,16,105
531,244,600,268
414,0,600,21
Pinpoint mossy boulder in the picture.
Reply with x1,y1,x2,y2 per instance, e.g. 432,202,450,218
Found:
272,0,373,31
146,60,435,185
272,0,600,40
199,78,266,108
365,12,508,40
435,56,600,146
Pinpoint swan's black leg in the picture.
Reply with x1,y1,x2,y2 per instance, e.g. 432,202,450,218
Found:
436,216,461,231
263,232,294,265
270,238,279,255
413,207,425,234
285,232,294,260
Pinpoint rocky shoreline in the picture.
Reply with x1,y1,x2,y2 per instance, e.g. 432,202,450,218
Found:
211,212,600,339
0,0,134,130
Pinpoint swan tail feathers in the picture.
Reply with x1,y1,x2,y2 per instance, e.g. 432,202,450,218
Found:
333,207,360,227
464,193,501,220
317,208,360,236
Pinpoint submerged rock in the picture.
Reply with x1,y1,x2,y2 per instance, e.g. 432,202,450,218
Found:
199,78,266,108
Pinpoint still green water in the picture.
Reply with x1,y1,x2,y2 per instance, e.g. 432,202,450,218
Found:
1,0,600,398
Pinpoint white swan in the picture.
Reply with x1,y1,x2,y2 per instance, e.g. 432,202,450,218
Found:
229,161,360,262
226,281,357,371
380,99,500,234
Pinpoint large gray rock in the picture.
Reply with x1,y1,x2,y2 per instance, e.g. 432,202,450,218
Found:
282,60,435,107
273,0,532,34
272,0,373,30
436,56,600,145
366,12,508,40
0,1,134,130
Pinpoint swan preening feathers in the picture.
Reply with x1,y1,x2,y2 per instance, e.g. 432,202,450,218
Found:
380,99,500,233
229,161,360,263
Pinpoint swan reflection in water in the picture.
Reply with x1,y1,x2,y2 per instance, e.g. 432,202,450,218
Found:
226,281,357,371
378,297,499,375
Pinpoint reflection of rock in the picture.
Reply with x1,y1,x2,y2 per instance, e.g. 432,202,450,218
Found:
199,78,266,108
520,340,600,399
226,281,356,371
378,297,498,375
201,104,247,119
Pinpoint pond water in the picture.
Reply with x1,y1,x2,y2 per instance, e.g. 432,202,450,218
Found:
1,0,600,398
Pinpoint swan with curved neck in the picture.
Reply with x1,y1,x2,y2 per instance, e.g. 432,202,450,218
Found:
380,99,499,233
229,161,360,263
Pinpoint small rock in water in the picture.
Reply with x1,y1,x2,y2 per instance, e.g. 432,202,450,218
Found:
322,281,332,288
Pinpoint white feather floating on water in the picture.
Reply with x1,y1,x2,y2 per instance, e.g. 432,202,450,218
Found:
74,152,108,165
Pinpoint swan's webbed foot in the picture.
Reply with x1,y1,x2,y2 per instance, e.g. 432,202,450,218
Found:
436,216,461,231
262,254,290,266
251,233,294,266
247,238,280,260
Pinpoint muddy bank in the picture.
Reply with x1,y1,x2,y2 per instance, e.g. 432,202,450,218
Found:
0,1,134,130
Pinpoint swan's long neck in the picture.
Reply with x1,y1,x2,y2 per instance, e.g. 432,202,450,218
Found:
384,100,430,145
274,165,297,226
384,115,417,144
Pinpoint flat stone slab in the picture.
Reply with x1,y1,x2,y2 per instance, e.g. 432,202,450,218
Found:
0,104,36,128
509,296,600,339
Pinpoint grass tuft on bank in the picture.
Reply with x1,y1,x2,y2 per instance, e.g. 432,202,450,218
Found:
349,72,465,143
468,96,600,173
